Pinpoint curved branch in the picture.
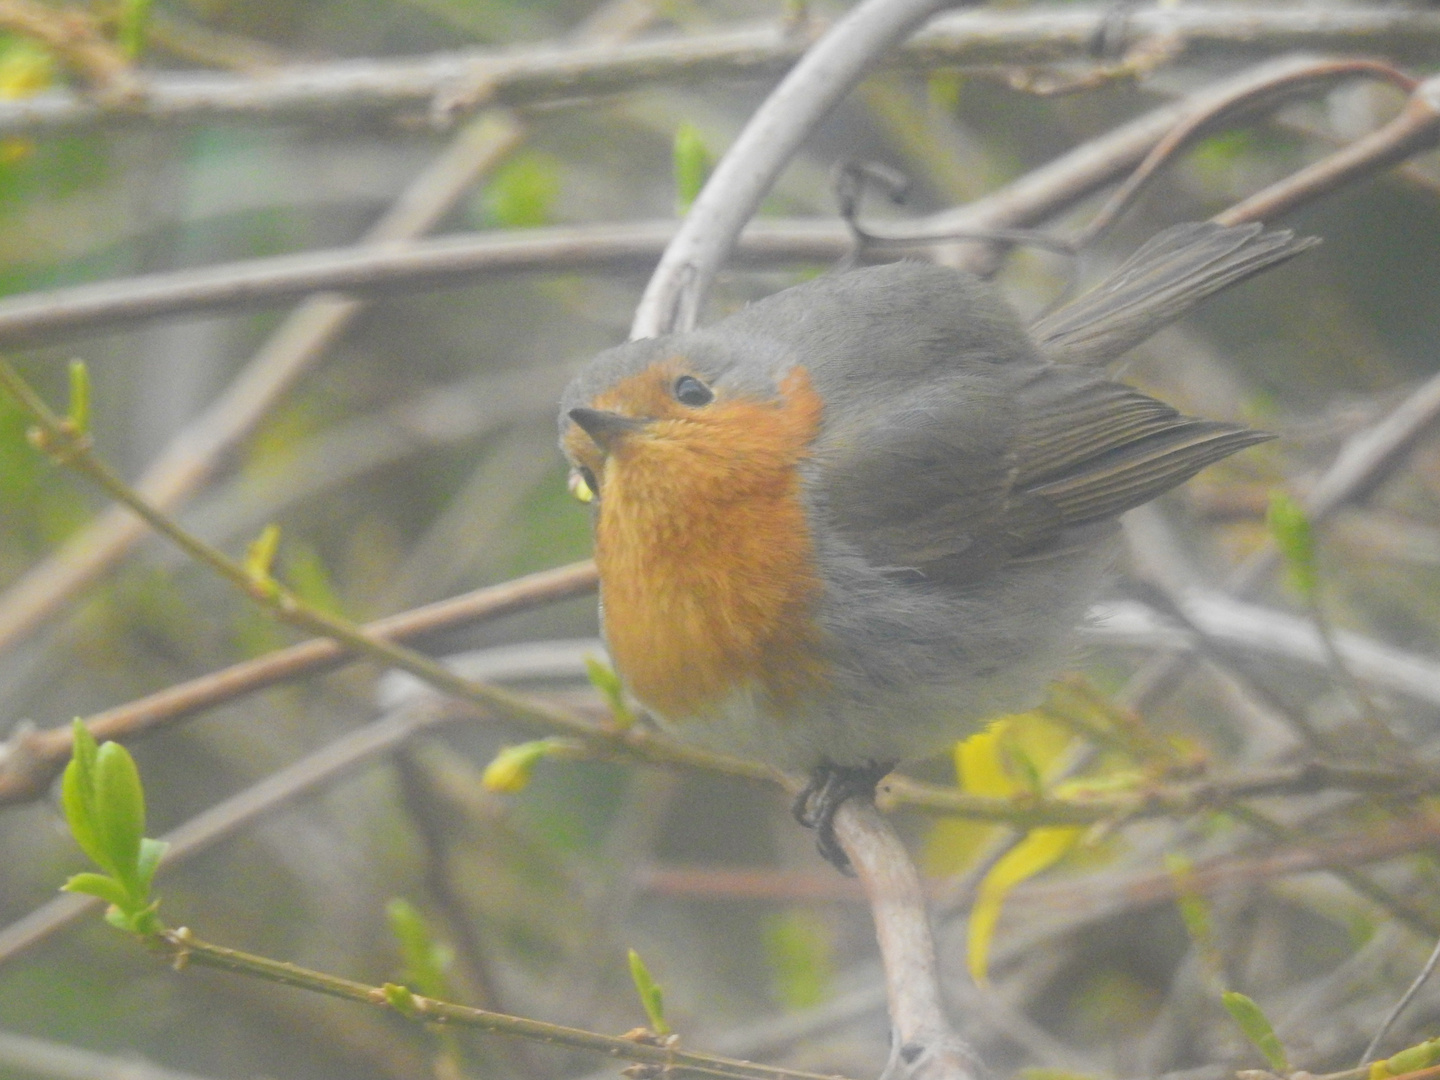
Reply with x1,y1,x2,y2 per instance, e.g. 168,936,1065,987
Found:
632,0,957,336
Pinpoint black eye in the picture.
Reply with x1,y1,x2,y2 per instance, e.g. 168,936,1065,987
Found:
673,375,714,407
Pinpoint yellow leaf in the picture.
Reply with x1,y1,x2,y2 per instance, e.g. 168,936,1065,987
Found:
956,718,1018,796
929,712,1079,877
968,826,1081,986
480,740,556,794
0,39,54,99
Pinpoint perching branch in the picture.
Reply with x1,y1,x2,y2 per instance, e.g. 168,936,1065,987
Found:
834,801,983,1080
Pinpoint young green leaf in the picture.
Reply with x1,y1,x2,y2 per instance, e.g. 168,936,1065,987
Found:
673,123,711,214
383,982,424,1018
1267,490,1318,600
482,153,560,229
135,837,169,897
585,655,635,729
627,948,670,1035
93,740,146,891
245,524,282,586
481,739,557,794
117,0,154,58
387,899,454,1000
1222,991,1289,1072
60,720,108,873
1384,1036,1440,1076
61,871,131,907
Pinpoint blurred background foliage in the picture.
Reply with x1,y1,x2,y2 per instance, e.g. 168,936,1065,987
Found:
0,2,1439,1080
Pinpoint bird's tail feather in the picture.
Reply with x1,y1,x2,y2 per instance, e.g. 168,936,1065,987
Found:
1030,221,1319,366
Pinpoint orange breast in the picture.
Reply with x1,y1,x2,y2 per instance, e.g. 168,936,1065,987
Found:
593,367,828,721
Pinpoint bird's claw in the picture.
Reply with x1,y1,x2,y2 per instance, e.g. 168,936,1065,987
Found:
793,761,894,875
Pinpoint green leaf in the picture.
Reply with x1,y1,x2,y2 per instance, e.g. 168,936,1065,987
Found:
66,360,89,436
387,899,453,1000
627,948,670,1035
383,982,423,1018
117,0,154,58
482,153,560,229
61,872,130,907
1222,991,1289,1072
0,35,53,93
245,524,281,585
1164,852,1213,949
1267,490,1317,600
764,910,834,1009
100,897,162,936
135,837,169,896
585,655,635,729
673,123,711,214
60,720,108,873
1385,1037,1440,1076
283,540,345,617
93,740,145,892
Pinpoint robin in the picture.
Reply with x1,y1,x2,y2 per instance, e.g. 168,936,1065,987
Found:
560,222,1315,869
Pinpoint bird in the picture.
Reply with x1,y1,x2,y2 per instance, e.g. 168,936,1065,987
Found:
559,221,1316,870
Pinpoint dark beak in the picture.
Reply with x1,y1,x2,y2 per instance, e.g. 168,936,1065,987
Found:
568,407,645,451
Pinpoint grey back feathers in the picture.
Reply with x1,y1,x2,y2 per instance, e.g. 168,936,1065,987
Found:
565,221,1310,587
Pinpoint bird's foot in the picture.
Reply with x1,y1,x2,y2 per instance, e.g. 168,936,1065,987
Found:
792,760,895,875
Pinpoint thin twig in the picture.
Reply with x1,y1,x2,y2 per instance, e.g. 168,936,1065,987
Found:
1071,58,1416,248
0,112,526,660
1217,74,1440,227
1360,934,1440,1065
6,7,1440,136
5,57,1418,353
883,758,1440,825
152,926,852,1080
1228,806,1440,937
0,561,597,806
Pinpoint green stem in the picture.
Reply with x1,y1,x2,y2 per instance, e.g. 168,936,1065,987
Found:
0,360,771,786
157,928,845,1080
884,759,1439,825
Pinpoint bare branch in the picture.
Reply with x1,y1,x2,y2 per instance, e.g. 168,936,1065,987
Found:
1217,73,1440,226
0,6,666,660
0,562,597,806
0,641,600,965
1090,592,1440,710
632,0,956,336
0,219,858,347
835,800,984,1080
8,7,1440,136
